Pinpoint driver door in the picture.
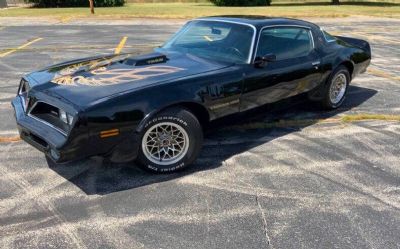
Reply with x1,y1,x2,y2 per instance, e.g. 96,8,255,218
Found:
241,26,323,111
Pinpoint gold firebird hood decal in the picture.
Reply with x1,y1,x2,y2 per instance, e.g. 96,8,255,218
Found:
51,65,184,86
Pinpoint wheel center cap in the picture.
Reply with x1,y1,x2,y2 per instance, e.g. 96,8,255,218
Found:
161,139,170,146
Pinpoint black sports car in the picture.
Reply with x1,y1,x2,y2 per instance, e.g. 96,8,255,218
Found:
12,16,371,173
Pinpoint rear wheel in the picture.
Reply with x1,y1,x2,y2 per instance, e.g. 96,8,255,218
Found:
320,66,350,109
136,107,203,173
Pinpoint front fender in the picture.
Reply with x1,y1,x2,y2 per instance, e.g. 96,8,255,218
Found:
135,100,209,133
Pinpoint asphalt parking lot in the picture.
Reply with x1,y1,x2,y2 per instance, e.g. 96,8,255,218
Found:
0,17,399,249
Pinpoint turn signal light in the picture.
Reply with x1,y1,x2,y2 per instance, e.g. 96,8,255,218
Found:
100,129,119,138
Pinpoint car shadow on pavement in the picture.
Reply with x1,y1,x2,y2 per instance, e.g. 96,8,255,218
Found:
48,85,377,195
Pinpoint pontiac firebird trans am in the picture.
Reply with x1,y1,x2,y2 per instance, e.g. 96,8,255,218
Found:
12,16,371,173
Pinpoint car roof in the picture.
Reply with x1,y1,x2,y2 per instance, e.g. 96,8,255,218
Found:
195,15,319,30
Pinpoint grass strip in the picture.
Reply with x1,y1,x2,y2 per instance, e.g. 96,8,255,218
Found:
1,3,400,19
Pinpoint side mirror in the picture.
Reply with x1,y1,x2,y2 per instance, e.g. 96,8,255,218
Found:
254,53,276,68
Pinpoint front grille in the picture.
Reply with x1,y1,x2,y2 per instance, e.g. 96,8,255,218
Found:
23,131,48,148
29,102,70,135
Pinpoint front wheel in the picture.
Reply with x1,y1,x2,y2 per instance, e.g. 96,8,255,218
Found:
320,66,350,109
136,107,203,173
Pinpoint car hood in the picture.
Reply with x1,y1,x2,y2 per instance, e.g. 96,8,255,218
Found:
26,52,232,109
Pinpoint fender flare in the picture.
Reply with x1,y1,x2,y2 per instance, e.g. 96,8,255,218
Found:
308,59,354,101
135,101,210,133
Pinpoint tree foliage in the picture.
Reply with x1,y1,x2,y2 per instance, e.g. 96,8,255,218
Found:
24,0,125,7
210,0,271,6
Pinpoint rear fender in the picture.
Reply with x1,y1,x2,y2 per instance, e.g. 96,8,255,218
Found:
308,60,353,101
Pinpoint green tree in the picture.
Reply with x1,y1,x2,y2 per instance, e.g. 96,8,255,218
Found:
0,0,7,8
211,0,271,6
24,0,125,7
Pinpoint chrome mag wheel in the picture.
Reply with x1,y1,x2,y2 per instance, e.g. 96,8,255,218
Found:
329,73,347,104
142,122,189,165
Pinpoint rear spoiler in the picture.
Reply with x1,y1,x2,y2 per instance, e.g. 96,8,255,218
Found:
335,36,371,56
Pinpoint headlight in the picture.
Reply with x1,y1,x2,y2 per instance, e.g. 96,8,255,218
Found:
59,110,68,123
67,113,74,125
59,109,74,125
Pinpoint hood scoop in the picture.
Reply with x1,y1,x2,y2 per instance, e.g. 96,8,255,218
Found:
125,52,168,66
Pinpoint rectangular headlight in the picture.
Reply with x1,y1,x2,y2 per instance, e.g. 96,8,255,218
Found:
59,109,68,124
59,109,74,126
67,113,74,125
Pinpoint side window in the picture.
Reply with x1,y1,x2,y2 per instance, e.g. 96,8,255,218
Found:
256,27,313,60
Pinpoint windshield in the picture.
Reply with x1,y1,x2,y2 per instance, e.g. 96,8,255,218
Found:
160,20,255,64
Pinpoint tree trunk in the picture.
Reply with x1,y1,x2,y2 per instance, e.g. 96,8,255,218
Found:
0,0,8,8
331,0,340,5
89,0,95,14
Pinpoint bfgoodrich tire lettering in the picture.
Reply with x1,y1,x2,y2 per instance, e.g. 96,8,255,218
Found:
137,107,203,173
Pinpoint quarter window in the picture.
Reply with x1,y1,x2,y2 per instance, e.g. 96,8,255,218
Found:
322,29,336,42
256,27,313,60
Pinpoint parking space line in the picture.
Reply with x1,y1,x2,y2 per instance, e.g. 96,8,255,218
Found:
0,43,160,54
331,31,400,45
114,36,128,54
351,31,400,45
0,114,398,143
367,68,400,82
224,114,400,131
0,136,21,143
0,60,20,71
0,37,43,58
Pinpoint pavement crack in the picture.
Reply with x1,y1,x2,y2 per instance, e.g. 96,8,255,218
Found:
0,144,88,249
255,192,272,249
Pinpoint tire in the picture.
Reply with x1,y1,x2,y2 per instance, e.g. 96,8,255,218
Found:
136,107,203,173
320,66,350,109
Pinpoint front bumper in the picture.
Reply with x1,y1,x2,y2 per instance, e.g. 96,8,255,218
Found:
12,96,79,163
12,95,141,164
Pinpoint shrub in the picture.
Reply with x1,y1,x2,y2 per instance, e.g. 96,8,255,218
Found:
24,0,125,7
210,0,271,6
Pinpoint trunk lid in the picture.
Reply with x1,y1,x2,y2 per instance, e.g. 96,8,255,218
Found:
335,36,371,56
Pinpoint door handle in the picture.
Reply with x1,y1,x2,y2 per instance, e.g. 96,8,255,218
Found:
312,61,321,70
